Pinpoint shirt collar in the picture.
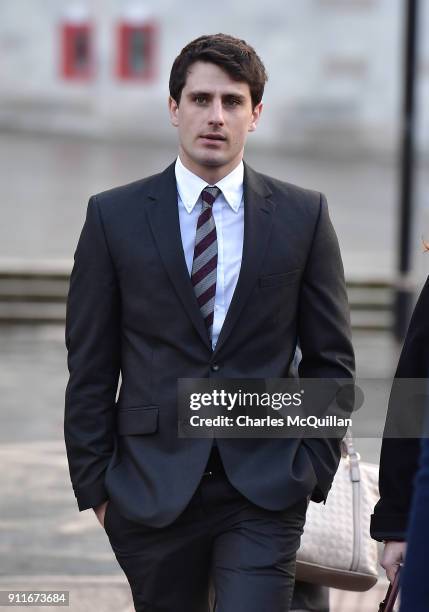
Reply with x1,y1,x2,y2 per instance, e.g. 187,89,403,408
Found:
175,156,244,213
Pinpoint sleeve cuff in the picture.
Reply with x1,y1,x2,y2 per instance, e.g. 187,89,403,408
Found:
310,482,330,504
74,479,109,511
370,512,409,542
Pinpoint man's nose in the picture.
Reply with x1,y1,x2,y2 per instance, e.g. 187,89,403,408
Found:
208,100,224,125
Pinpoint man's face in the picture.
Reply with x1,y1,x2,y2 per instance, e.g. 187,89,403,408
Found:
169,61,263,182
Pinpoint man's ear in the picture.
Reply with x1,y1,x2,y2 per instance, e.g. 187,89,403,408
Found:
168,96,179,127
248,102,263,132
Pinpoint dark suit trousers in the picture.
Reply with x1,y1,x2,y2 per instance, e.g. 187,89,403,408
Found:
104,447,308,612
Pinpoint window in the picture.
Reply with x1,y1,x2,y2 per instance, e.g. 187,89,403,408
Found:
117,22,157,81
61,23,93,80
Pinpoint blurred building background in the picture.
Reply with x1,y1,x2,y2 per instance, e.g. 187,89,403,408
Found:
1,0,428,154
1,0,428,276
0,1,427,610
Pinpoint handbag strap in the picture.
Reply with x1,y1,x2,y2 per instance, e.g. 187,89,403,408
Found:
342,428,363,571
341,429,361,482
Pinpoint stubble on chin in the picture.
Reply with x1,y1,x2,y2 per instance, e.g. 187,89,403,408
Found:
191,150,226,168
200,156,225,168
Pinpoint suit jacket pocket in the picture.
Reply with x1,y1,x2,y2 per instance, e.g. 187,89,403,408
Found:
259,269,301,288
117,406,158,435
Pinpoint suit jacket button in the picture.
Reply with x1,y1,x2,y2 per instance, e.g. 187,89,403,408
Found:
211,363,220,372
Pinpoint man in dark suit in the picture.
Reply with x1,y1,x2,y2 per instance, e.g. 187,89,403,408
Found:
64,33,354,611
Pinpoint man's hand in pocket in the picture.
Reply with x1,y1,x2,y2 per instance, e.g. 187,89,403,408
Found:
93,501,109,528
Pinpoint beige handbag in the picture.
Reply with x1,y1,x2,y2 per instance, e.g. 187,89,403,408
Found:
296,431,379,591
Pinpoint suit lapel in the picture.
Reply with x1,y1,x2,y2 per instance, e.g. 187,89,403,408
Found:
212,163,275,357
146,162,212,350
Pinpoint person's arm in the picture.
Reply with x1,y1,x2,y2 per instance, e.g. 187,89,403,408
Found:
64,195,121,512
370,278,429,580
372,434,414,582
370,279,429,537
298,193,355,501
370,437,420,540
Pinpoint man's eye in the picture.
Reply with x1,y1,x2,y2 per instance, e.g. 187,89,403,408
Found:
194,96,207,104
225,98,241,107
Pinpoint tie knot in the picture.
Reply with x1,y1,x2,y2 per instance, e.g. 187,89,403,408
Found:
201,186,221,207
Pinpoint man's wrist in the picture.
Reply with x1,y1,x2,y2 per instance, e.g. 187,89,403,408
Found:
93,500,108,512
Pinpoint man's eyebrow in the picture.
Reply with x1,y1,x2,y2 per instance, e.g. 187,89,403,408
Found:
223,93,246,101
187,90,211,97
187,90,246,100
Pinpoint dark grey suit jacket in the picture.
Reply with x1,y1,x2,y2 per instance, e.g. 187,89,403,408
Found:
64,161,355,527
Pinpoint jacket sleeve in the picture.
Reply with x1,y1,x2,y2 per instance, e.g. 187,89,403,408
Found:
370,277,429,541
64,195,121,511
298,193,355,502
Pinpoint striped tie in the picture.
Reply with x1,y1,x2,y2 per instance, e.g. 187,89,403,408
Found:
191,186,221,340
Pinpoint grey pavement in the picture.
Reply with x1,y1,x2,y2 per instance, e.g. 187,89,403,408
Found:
0,324,401,610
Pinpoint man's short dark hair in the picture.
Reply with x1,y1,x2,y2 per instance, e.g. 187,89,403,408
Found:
169,33,268,109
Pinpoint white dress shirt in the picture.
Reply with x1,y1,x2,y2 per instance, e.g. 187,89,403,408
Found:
175,156,244,349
